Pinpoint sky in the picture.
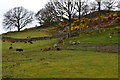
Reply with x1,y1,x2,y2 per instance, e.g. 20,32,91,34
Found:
0,0,49,34
0,0,119,34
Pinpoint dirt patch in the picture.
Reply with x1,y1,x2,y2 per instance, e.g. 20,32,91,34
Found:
83,44,119,53
95,44,119,53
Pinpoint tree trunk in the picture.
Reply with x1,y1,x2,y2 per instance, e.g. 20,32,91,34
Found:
68,2,72,38
18,27,20,32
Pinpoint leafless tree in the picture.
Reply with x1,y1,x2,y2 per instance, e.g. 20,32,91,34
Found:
81,2,90,16
89,2,98,12
75,0,89,19
2,6,34,31
51,0,76,21
36,2,61,27
102,0,117,10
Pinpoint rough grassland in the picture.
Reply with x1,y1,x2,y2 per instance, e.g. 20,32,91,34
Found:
60,27,119,53
2,49,118,78
2,26,119,78
2,29,51,38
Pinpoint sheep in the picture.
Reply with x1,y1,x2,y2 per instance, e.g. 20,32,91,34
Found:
16,49,24,52
27,36,30,38
109,36,112,38
53,43,58,48
40,58,45,61
9,47,13,49
58,41,65,45
76,41,80,44
56,47,61,51
24,41,27,43
69,41,80,45
12,41,15,43
28,41,33,44
43,48,51,51
9,44,13,50
2,40,5,42
70,41,76,45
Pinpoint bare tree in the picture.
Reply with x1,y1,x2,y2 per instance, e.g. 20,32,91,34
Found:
102,0,117,10
2,6,34,31
35,8,46,26
52,0,76,21
36,2,61,27
116,1,120,11
75,0,89,19
89,2,98,12
81,2,90,16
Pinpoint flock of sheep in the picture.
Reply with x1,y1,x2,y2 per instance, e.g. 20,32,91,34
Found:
8,38,80,52
9,44,24,52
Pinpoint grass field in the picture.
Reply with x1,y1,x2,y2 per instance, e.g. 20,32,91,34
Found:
63,28,119,45
2,46,118,78
2,27,53,38
2,26,119,78
59,27,119,53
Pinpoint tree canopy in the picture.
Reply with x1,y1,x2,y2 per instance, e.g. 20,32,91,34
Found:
36,2,62,27
2,6,34,31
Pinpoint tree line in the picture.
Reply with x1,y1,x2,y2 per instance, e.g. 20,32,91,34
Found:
2,0,119,31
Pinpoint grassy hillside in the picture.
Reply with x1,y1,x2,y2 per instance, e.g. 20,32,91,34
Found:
60,26,119,52
2,50,118,78
2,29,52,38
63,27,119,45
2,25,119,78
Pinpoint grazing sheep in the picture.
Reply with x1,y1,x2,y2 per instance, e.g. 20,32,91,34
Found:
2,40,5,42
40,58,45,61
56,47,61,51
109,36,112,38
76,41,80,44
24,41,27,43
58,41,65,45
9,44,13,50
28,41,33,44
12,41,15,43
70,42,76,45
69,41,80,45
43,48,51,51
53,43,58,48
16,49,24,52
27,36,30,38
9,47,13,49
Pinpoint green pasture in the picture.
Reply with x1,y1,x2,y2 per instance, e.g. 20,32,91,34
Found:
2,50,118,78
60,27,119,50
2,39,118,78
2,30,51,38
64,28,119,45
2,26,119,78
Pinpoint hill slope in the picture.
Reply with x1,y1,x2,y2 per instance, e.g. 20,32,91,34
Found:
2,24,119,78
1,10,120,78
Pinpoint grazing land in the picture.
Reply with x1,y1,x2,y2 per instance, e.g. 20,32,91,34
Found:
2,25,119,78
1,10,120,78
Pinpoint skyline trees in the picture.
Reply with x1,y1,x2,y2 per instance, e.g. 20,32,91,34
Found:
2,6,34,31
35,2,62,27
36,0,118,27
2,0,119,32
102,0,117,10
